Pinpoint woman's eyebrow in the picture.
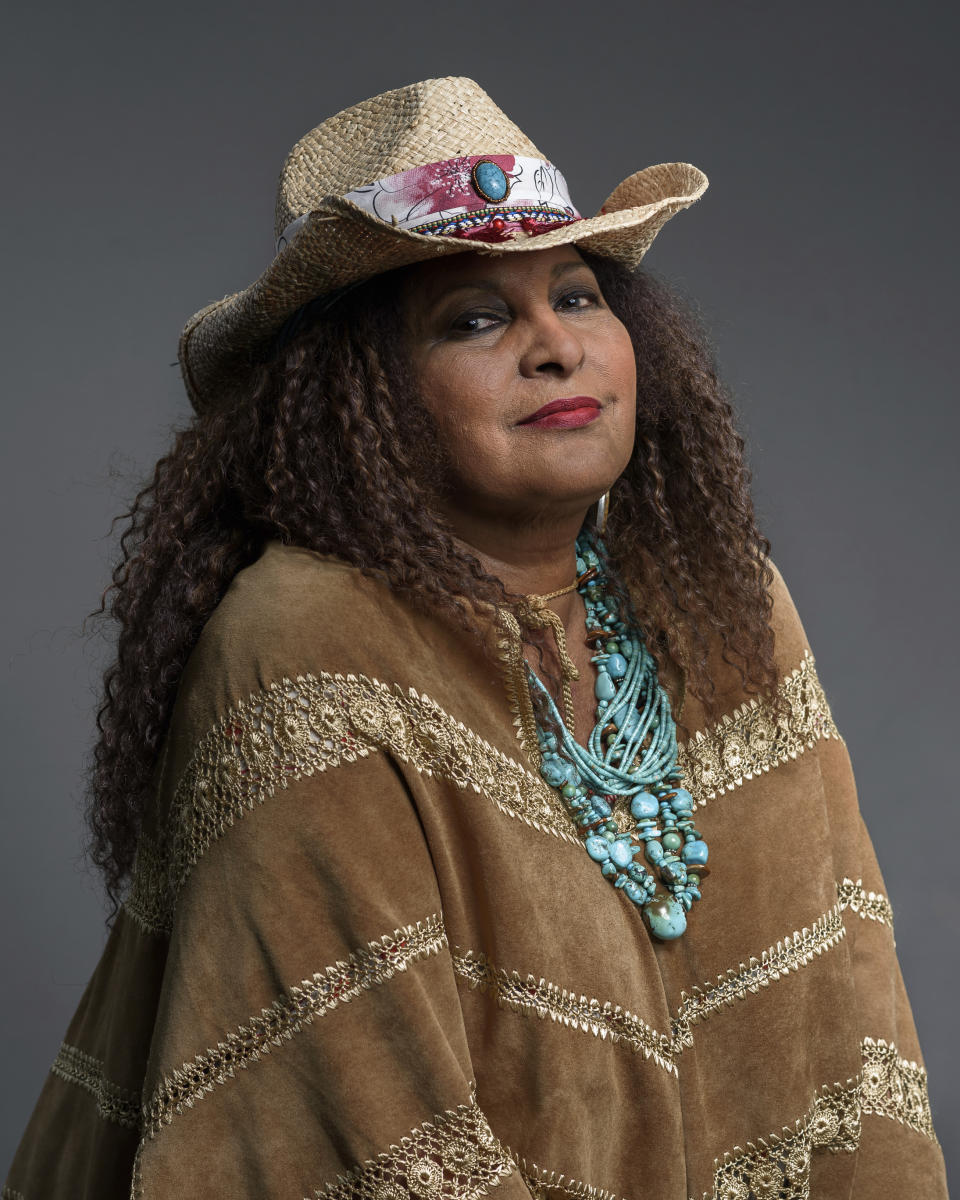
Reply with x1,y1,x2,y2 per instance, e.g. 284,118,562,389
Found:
432,279,503,303
427,260,593,311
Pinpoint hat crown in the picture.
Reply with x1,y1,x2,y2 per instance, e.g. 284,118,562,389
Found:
274,76,544,241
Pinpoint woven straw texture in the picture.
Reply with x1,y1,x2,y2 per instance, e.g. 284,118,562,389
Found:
179,76,709,413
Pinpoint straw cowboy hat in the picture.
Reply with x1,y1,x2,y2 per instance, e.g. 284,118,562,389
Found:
178,75,708,414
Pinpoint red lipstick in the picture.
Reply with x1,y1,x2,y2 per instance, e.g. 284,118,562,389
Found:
518,396,602,430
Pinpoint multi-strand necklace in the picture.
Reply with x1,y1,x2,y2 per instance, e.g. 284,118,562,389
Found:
524,530,708,941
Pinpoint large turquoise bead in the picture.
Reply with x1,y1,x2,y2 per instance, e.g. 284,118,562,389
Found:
668,788,694,814
585,836,611,862
613,706,641,735
606,653,627,679
540,756,567,788
630,792,659,820
561,761,581,786
642,896,688,940
595,671,616,701
624,880,645,905
662,830,684,852
609,839,635,869
660,858,687,886
682,839,709,866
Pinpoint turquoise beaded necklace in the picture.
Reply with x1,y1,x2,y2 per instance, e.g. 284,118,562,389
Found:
527,530,709,941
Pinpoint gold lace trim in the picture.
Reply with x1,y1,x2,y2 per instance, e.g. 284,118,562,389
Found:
672,903,847,1050
310,1080,517,1199
141,916,446,1139
861,1035,936,1138
837,877,895,940
49,1030,935,1200
699,1036,938,1200
49,1041,141,1130
125,672,577,936
451,947,677,1076
452,883,883,1072
705,1075,860,1200
125,649,840,938
509,1152,628,1200
677,650,842,807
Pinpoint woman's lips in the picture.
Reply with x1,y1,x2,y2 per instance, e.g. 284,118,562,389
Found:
522,407,602,429
518,396,602,429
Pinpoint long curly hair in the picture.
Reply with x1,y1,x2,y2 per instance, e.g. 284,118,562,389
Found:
84,248,782,923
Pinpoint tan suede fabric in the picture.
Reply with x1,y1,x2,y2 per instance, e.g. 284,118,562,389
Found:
5,541,948,1199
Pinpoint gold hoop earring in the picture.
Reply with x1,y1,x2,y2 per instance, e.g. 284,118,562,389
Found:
595,490,611,536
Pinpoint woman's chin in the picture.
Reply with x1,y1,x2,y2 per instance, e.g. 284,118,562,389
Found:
494,481,620,518
521,451,632,500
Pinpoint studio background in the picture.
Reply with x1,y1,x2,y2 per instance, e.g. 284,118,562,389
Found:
2,0,956,1183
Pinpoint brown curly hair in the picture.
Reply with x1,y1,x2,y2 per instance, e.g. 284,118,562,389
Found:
84,248,782,924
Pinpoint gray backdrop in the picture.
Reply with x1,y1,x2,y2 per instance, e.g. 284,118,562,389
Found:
3,0,957,1184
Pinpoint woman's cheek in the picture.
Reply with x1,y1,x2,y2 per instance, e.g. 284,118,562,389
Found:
605,324,637,394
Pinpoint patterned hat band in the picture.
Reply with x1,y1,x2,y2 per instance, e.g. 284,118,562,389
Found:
275,154,583,255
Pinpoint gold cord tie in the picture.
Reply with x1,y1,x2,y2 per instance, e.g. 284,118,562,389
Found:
527,579,579,604
519,579,581,731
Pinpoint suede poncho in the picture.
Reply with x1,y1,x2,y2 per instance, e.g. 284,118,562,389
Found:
4,541,949,1199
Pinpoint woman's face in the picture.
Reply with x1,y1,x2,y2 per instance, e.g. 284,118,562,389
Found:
400,244,637,532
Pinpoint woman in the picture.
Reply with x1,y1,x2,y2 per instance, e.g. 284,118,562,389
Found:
4,76,948,1198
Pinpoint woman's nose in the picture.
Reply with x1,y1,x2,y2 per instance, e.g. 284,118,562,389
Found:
517,306,585,377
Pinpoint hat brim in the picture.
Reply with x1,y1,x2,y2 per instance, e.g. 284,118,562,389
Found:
179,162,707,413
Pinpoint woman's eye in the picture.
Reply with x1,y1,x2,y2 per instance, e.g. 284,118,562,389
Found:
451,312,500,334
448,289,599,334
557,289,599,311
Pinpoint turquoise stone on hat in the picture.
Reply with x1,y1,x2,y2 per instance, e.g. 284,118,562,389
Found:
472,160,510,203
642,896,688,940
